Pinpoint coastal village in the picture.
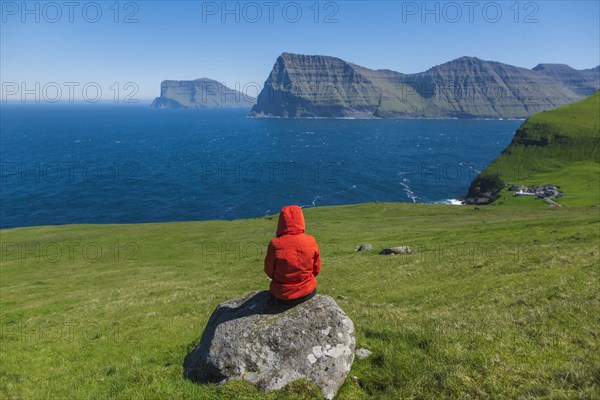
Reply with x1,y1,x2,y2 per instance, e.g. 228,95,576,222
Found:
510,184,564,206
464,183,564,206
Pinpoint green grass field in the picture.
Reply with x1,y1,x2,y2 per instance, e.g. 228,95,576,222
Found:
1,201,599,399
1,93,599,399
468,91,600,206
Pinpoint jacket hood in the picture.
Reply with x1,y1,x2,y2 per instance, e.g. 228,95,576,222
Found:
276,205,305,236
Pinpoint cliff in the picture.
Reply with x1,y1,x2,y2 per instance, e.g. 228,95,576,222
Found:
465,90,599,204
250,53,600,119
152,78,255,109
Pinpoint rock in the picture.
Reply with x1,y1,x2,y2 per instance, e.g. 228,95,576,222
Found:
543,197,563,207
356,243,373,252
250,53,600,119
379,246,412,255
355,348,372,360
183,290,355,400
151,78,256,109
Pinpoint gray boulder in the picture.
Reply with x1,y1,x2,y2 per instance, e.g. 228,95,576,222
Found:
380,246,412,255
183,290,355,399
355,348,372,360
356,243,373,251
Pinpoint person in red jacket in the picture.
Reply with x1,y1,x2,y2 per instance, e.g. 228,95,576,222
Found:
264,205,321,305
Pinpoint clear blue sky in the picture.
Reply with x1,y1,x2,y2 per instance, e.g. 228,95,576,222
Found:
1,0,599,101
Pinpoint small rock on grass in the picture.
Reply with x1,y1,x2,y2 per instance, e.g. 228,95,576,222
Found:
355,348,372,360
356,244,373,251
379,246,412,255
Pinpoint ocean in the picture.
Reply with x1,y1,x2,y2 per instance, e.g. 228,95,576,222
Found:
0,104,521,228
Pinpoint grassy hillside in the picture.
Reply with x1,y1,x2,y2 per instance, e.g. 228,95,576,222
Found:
1,202,599,399
467,90,600,206
2,92,599,399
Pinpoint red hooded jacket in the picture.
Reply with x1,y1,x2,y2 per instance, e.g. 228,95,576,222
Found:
264,205,322,300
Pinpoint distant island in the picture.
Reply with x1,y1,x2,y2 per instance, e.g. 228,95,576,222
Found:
250,53,599,119
151,78,255,109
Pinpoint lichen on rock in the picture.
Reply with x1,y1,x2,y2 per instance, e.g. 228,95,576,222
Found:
183,290,355,399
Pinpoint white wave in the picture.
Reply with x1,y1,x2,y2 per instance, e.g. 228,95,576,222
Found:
434,199,465,205
302,185,359,208
399,181,418,203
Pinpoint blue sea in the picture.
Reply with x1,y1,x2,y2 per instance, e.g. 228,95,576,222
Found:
0,104,521,229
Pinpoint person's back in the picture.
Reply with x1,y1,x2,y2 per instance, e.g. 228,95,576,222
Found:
264,205,321,304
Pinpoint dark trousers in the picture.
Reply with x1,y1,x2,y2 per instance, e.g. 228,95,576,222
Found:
268,289,317,307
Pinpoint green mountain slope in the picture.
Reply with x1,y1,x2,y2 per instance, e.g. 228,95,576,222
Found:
250,53,600,119
1,202,599,399
467,91,600,206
